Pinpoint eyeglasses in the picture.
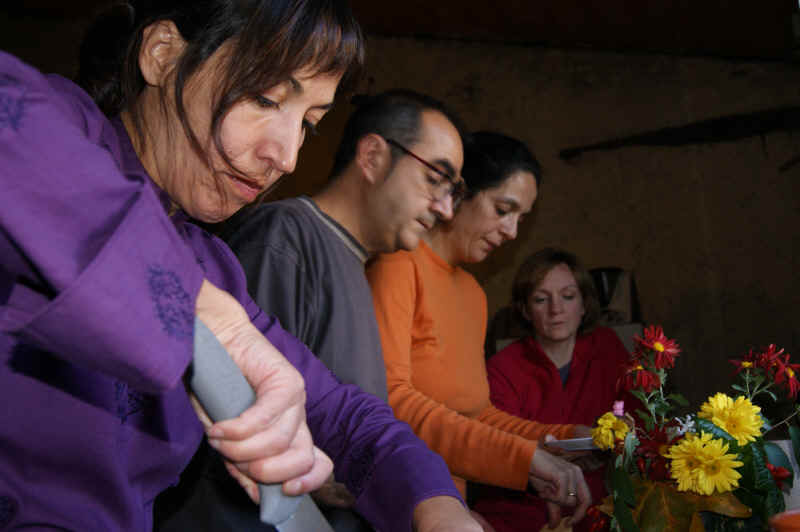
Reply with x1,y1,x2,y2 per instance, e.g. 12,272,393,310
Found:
385,138,466,205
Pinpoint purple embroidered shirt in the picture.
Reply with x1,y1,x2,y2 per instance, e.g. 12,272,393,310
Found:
0,51,459,532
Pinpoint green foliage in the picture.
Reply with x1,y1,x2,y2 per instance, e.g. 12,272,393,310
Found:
666,393,689,407
611,466,639,532
695,418,737,444
763,441,793,489
735,441,785,525
622,432,640,471
789,423,800,467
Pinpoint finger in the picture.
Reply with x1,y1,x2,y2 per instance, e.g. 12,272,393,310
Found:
209,403,306,462
281,446,334,495
233,426,317,484
223,460,261,503
188,393,213,430
545,500,562,529
568,474,592,525
209,378,306,442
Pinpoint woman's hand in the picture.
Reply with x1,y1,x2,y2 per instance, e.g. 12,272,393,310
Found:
193,280,332,498
412,496,484,531
528,442,591,528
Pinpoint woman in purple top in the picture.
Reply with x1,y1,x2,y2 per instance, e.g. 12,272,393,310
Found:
0,1,480,531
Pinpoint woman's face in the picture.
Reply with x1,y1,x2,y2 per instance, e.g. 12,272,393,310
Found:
524,263,585,344
447,170,538,264
147,44,341,222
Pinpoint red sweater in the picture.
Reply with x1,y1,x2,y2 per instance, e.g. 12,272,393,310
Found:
473,327,630,532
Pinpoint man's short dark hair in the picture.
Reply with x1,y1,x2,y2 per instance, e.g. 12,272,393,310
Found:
329,89,465,178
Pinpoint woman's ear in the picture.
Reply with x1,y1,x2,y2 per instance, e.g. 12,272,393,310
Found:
518,300,531,323
138,20,187,87
355,133,391,185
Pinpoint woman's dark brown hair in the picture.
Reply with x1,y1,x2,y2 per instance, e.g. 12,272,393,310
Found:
79,0,364,178
511,247,601,336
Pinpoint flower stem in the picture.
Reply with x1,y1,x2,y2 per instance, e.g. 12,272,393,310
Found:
764,408,800,436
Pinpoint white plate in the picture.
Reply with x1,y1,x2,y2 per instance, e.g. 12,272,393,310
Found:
543,437,598,451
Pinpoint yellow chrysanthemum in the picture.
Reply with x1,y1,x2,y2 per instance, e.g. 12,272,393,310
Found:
667,433,706,492
591,412,629,450
698,393,763,446
695,437,743,495
667,432,743,495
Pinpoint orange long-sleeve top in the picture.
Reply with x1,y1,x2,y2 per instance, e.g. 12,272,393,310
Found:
367,242,576,497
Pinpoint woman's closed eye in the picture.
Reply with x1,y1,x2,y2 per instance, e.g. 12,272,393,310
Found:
255,95,278,108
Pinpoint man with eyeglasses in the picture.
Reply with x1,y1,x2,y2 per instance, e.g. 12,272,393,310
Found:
216,90,468,531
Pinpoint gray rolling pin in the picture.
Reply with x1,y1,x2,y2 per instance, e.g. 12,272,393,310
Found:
190,318,334,532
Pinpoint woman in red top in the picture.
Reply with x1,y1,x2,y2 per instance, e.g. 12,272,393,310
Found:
474,247,630,532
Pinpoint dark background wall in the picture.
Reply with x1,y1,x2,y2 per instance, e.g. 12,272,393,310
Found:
2,1,798,407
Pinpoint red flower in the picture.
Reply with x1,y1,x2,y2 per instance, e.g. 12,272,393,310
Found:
774,349,800,399
586,505,610,532
634,325,681,369
729,354,756,375
621,363,661,393
753,344,785,373
767,462,792,490
636,426,680,481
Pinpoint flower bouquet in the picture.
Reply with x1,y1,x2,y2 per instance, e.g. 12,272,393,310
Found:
590,326,800,532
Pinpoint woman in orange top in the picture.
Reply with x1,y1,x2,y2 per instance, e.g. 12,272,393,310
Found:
367,132,592,530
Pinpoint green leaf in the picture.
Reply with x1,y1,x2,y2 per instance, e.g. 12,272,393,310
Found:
695,418,736,443
764,483,786,518
731,384,747,393
749,442,775,492
667,393,689,406
738,446,757,488
630,389,649,404
623,432,640,471
764,390,778,402
612,466,636,506
789,424,800,466
763,441,793,489
614,498,639,532
732,487,761,519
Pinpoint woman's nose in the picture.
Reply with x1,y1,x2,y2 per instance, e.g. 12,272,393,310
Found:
499,216,519,240
255,116,304,175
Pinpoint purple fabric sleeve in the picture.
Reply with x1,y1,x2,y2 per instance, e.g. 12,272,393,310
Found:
0,51,203,392
179,229,463,532
185,228,463,532
262,309,464,532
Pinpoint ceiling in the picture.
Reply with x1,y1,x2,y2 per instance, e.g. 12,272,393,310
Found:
2,0,797,60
